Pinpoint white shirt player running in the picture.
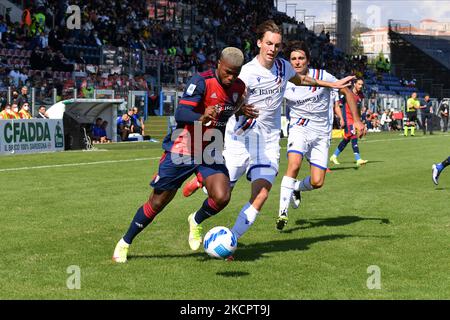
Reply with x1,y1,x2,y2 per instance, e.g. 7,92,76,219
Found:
223,56,297,184
284,68,338,136
284,68,338,169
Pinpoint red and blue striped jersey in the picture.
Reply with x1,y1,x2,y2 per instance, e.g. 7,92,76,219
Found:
342,90,364,125
162,69,246,156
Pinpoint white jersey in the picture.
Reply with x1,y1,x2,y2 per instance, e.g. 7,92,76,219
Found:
284,69,338,134
230,56,296,133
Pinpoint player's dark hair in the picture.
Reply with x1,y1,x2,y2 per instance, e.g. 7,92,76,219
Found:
256,20,282,40
283,40,310,61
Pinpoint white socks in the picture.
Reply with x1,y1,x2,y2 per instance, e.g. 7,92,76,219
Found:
279,176,295,216
231,202,259,239
294,176,314,192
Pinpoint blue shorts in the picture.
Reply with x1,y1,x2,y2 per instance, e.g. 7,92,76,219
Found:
150,151,229,191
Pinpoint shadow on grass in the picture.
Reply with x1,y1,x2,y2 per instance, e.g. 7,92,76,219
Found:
216,271,250,277
328,166,359,171
329,160,384,171
281,215,390,234
128,233,379,262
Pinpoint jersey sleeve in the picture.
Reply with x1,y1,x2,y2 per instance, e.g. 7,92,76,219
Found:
238,64,252,87
175,74,206,123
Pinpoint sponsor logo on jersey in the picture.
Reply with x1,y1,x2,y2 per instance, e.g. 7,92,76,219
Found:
186,84,196,96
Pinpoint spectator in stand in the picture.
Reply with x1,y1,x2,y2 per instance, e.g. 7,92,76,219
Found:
117,113,131,141
131,106,144,135
369,110,381,132
380,109,392,131
36,105,48,118
9,102,20,119
99,120,111,143
92,117,104,143
17,86,29,107
365,109,374,131
19,102,32,119
0,104,11,119
11,90,20,105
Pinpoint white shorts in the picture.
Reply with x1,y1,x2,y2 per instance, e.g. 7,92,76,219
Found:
287,124,330,170
223,129,280,185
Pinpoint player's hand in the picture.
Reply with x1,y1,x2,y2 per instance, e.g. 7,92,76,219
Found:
241,104,259,119
353,120,366,138
332,76,356,89
339,118,345,129
200,105,218,125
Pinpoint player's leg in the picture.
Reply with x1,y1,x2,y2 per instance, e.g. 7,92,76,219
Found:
403,119,409,136
432,156,450,185
350,137,368,166
231,175,273,239
187,164,231,251
277,125,307,229
113,188,178,263
331,137,349,165
421,114,427,134
331,123,352,164
231,131,279,239
292,136,328,204
277,152,303,230
113,152,193,262
410,120,416,136
428,114,433,134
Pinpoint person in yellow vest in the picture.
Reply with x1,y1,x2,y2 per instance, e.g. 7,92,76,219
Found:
19,102,32,119
0,104,12,119
404,92,420,136
8,103,21,119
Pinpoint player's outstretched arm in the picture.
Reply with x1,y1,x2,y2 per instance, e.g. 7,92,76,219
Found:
290,74,355,89
340,87,366,138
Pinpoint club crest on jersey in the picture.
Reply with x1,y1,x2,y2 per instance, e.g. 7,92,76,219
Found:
257,77,261,83
232,93,238,103
264,96,273,108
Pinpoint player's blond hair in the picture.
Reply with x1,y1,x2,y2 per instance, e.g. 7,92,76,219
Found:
220,47,244,67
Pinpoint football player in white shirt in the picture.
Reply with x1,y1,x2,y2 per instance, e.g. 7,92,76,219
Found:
182,20,356,248
223,20,359,243
276,40,365,230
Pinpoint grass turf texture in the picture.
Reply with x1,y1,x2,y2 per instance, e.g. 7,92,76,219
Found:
1,131,449,299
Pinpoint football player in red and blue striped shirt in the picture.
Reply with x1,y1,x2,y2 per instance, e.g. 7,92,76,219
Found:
113,47,253,263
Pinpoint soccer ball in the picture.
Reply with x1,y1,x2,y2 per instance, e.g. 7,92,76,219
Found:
203,226,237,259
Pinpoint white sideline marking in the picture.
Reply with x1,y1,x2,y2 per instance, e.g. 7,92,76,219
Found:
0,157,160,173
359,134,450,144
2,134,448,172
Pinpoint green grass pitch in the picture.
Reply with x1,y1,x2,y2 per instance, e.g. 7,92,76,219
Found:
1,131,449,299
